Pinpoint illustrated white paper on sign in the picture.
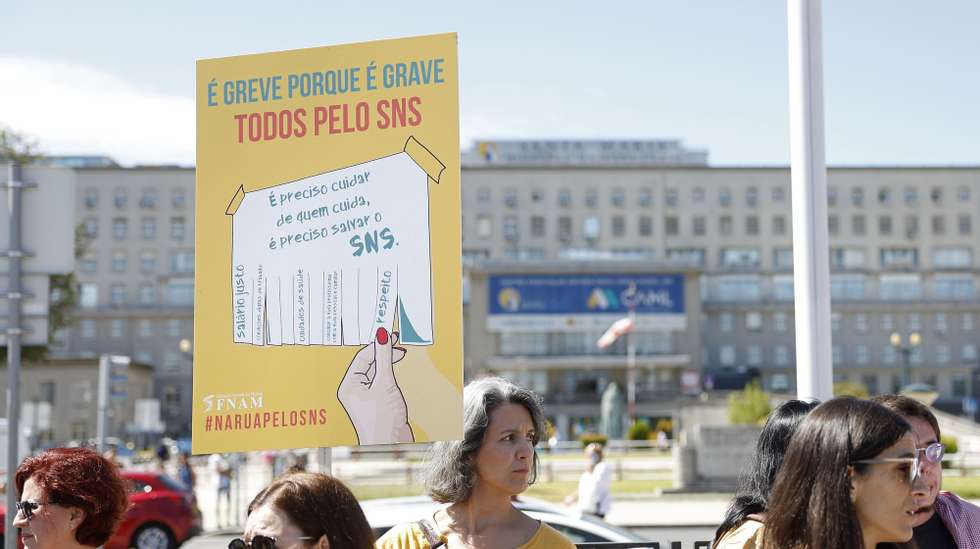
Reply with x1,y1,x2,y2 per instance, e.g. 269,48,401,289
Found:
226,136,443,347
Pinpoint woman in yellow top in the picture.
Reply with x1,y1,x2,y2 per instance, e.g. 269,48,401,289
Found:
376,377,575,549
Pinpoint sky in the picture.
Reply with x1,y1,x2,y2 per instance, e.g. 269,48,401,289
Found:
1,1,977,167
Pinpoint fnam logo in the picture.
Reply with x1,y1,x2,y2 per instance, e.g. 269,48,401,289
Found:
202,392,264,413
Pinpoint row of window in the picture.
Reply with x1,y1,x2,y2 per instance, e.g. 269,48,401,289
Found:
82,217,188,241
78,280,194,308
709,342,978,367
469,212,974,242
762,372,970,397
476,184,974,210
79,250,194,275
75,318,189,339
703,274,977,301
711,311,977,334
83,187,188,210
497,331,673,356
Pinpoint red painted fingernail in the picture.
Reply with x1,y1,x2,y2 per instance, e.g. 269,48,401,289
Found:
376,327,389,345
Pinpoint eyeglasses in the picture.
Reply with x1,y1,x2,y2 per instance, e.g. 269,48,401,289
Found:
15,500,59,521
917,442,945,464
854,453,922,484
228,535,315,549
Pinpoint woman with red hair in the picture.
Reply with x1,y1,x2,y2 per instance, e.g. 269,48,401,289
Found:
13,447,129,549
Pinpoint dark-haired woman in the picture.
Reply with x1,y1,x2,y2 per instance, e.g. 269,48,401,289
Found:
763,397,925,549
13,447,130,549
713,399,819,548
230,471,374,549
377,377,574,548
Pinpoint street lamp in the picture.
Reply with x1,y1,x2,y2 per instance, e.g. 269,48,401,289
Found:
890,331,921,390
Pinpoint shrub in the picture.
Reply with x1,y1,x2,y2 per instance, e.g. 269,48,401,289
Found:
729,381,771,425
627,419,651,441
579,432,608,448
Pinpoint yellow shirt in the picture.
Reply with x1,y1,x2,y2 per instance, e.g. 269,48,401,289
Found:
375,520,576,549
713,519,764,549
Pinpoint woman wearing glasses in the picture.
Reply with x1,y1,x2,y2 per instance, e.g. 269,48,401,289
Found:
13,447,129,549
376,377,575,548
762,398,925,549
230,471,374,549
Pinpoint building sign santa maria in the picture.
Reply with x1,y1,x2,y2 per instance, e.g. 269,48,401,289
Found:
487,274,685,332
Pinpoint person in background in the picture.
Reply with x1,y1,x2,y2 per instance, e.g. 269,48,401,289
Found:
209,452,233,528
377,377,575,548
229,471,374,549
873,394,980,548
177,451,196,491
13,447,130,549
712,399,819,549
563,442,612,519
762,398,924,549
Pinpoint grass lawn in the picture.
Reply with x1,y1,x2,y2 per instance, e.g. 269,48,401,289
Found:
941,475,980,499
352,478,673,502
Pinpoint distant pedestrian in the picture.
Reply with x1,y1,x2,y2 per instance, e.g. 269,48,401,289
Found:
209,453,232,528
177,451,196,491
377,377,575,548
229,471,373,549
564,442,611,519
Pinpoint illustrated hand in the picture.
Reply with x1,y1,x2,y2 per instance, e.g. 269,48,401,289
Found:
338,327,414,445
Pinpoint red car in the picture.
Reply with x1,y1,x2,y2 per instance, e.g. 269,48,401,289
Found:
0,470,201,549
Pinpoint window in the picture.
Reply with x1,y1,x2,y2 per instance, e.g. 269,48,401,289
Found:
111,250,127,273
691,216,706,236
163,384,181,417
611,216,625,237
877,188,891,205
747,346,762,365
746,312,763,332
170,217,186,240
719,345,736,366
879,274,922,299
904,215,919,238
638,216,652,237
80,254,97,274
167,319,182,338
745,216,759,236
831,312,841,331
774,346,790,366
712,275,762,301
665,216,679,236
959,215,972,235
772,274,794,301
79,283,98,308
112,218,127,239
665,248,705,266
170,251,194,274
931,215,946,236
832,346,842,366
936,344,950,364
172,188,187,208
831,274,867,300
110,319,124,339
692,187,705,204
558,217,573,242
583,216,600,239
139,320,154,338
140,189,157,209
962,313,976,332
771,373,790,391
930,187,943,205
166,280,194,306
138,283,156,305
774,312,789,332
141,218,156,239
531,188,545,204
611,188,625,208
114,188,128,209
665,188,678,208
932,247,972,269
935,313,948,334
962,344,978,363
746,187,758,207
907,313,921,331
719,188,731,207
110,284,126,306
476,215,492,238
720,215,733,234
880,248,918,269
638,188,652,207
855,314,869,333
827,186,838,206
83,218,98,238
585,190,598,208
881,313,895,331
952,375,968,397
774,248,793,270
831,248,866,269
957,186,971,201
719,313,734,333
502,188,518,209
882,345,897,365
80,319,97,339
772,186,786,202
904,187,918,206
477,187,491,204
851,187,864,206
855,345,870,365
852,215,866,235
140,251,156,273
721,248,761,269
503,216,519,242
79,190,98,212
772,215,787,235
932,274,975,300
531,216,546,237
557,189,571,208
878,215,892,236
828,214,839,235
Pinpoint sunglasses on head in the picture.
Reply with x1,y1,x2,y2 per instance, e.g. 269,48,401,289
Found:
228,534,315,549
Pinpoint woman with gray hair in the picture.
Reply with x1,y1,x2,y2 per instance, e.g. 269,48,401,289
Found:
376,377,574,548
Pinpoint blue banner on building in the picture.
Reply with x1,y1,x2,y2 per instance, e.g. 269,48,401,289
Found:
487,274,686,332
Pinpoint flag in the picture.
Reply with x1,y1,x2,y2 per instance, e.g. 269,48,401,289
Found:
596,317,634,349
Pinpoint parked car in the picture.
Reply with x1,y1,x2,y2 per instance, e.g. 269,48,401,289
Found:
0,470,201,549
361,495,654,545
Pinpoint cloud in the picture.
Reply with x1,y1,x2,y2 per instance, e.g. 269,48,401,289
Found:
0,57,194,166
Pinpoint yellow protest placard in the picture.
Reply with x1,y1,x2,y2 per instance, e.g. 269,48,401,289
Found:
194,33,461,453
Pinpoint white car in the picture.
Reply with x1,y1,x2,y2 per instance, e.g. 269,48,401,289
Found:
360,495,655,546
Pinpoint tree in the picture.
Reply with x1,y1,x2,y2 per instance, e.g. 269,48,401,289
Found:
0,124,41,164
729,381,772,425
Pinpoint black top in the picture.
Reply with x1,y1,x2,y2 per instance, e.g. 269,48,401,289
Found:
913,511,957,549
